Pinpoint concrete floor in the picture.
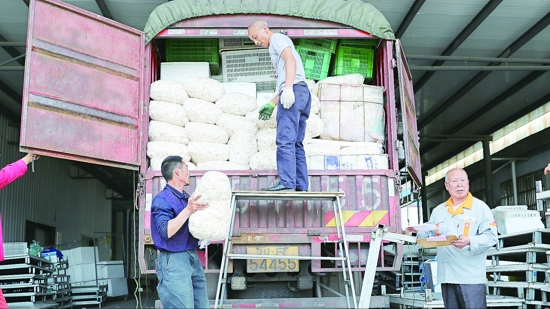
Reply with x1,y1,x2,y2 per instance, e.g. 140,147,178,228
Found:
102,292,159,308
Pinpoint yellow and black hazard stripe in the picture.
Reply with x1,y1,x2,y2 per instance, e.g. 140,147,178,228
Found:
324,210,389,227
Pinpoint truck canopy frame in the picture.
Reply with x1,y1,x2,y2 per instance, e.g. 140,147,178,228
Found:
143,0,396,44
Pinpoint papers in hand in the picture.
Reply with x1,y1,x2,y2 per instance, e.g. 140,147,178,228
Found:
417,235,459,248
426,235,450,241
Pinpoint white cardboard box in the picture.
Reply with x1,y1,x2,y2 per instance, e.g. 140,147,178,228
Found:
309,156,325,170
64,247,99,265
160,62,210,84
324,156,340,170
67,262,97,283
97,261,125,279
307,154,388,170
356,154,389,170
222,82,257,98
104,278,129,297
257,91,277,107
318,84,385,143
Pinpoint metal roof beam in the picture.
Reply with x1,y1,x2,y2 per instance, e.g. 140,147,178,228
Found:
426,91,550,171
74,163,134,198
410,65,550,71
418,11,550,130
95,0,113,19
394,0,425,38
413,0,502,93
0,34,25,66
408,54,550,64
421,68,548,162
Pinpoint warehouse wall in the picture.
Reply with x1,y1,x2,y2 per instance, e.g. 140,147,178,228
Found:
0,113,111,246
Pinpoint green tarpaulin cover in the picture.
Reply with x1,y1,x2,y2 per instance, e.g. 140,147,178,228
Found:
144,0,395,44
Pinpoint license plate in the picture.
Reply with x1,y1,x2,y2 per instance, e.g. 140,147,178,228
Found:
246,246,299,273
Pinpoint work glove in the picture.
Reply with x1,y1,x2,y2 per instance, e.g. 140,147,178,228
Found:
281,87,295,109
258,101,276,120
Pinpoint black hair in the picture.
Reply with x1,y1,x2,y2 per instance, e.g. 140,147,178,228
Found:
161,155,184,181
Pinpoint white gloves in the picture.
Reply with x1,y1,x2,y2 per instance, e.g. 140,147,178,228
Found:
281,87,295,109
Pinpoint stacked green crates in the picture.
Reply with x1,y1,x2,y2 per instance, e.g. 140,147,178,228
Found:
296,38,337,53
296,46,332,81
166,39,220,75
333,46,374,81
337,39,378,49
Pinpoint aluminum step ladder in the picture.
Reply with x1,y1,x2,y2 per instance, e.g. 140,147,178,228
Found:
214,191,357,309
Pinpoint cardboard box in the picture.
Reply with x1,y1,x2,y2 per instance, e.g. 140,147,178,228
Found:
223,82,257,98
356,154,389,170
160,62,210,83
318,84,385,143
340,156,358,170
324,156,340,170
257,91,277,107
97,261,125,279
309,156,325,170
306,154,389,170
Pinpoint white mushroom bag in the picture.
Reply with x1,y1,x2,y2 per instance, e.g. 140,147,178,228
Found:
188,171,232,242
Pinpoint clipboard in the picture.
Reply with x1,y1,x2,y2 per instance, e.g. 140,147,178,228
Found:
416,235,459,248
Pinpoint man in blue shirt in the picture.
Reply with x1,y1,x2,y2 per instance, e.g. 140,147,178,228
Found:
248,19,311,192
151,155,210,308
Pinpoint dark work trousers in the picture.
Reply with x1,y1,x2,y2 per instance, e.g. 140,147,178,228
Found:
276,83,311,191
441,283,487,309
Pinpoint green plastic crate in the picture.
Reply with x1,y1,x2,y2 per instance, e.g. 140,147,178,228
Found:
338,39,378,48
166,39,220,75
296,46,332,81
333,46,374,80
296,38,337,53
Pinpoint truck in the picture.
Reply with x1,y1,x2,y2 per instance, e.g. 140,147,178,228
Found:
19,0,422,307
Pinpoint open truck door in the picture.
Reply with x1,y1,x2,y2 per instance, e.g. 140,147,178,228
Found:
20,0,145,170
395,39,422,187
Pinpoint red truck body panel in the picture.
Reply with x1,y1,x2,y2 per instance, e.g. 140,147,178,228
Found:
21,2,421,298
21,0,145,169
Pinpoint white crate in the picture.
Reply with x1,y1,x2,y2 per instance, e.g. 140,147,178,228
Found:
492,209,539,220
493,205,528,212
3,242,28,256
492,209,544,234
160,62,211,83
221,49,276,86
219,38,258,49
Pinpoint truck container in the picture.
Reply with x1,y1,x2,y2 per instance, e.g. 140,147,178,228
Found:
20,0,422,307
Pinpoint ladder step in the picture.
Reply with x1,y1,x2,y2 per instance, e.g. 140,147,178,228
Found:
226,253,347,261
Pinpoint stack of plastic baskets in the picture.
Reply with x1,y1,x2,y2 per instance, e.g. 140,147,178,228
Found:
165,38,220,75
295,38,336,81
296,38,337,53
221,49,277,91
333,45,374,81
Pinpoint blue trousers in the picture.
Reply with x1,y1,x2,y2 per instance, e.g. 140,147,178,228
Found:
156,250,209,309
441,283,487,309
276,84,311,190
